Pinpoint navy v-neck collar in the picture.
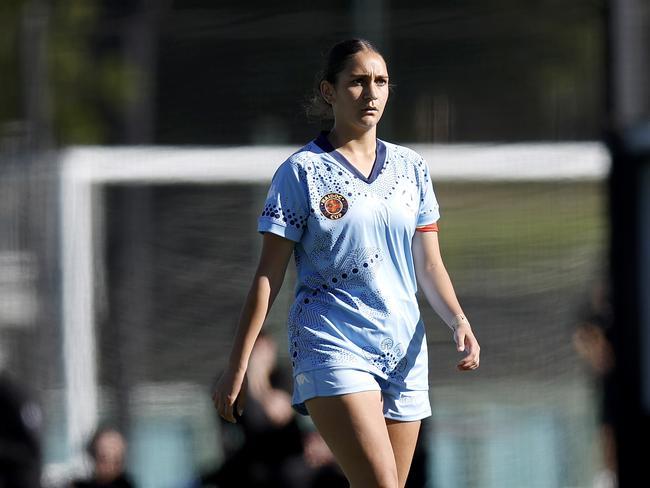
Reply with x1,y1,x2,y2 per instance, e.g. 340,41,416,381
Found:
313,131,387,184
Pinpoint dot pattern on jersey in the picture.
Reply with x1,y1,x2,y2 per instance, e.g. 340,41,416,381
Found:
259,139,438,380
363,337,409,381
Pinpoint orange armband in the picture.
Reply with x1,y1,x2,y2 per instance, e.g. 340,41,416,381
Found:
415,223,439,232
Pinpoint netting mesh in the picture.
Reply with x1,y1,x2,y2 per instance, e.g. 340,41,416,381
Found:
0,147,609,486
91,176,605,487
0,139,608,487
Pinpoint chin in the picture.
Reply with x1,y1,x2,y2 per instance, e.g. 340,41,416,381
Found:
356,117,381,130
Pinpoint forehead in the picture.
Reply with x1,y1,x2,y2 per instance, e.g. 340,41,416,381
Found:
96,432,125,453
343,50,388,76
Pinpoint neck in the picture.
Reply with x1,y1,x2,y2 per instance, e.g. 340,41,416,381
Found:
328,124,377,154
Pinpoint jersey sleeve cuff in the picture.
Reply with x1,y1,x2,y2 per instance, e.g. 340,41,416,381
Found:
257,217,302,242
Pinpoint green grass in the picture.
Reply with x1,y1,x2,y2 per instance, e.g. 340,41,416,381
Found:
434,181,607,270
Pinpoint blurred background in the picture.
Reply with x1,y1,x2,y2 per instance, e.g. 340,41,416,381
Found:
1,0,648,487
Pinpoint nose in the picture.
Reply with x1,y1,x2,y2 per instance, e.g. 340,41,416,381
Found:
364,82,379,100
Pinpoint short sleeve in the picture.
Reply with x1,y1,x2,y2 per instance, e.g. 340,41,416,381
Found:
416,158,441,227
257,160,310,242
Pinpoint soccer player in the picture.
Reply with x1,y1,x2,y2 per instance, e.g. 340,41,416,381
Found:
213,38,480,488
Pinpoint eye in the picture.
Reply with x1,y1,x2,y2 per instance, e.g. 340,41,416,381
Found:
375,79,388,86
352,78,364,85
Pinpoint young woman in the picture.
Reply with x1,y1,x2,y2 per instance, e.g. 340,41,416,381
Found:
213,38,480,488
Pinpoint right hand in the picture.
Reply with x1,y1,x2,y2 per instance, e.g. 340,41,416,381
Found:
454,322,480,371
212,367,248,423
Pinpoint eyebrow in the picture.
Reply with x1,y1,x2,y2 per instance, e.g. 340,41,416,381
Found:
349,73,389,78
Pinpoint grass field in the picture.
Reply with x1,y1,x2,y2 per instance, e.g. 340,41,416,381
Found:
435,181,607,270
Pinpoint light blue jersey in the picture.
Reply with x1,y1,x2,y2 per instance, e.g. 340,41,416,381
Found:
258,131,440,392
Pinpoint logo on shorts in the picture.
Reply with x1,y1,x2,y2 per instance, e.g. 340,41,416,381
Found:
399,394,421,406
319,193,349,220
296,373,310,385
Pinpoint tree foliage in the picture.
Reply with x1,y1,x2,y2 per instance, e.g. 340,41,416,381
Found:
1,0,134,145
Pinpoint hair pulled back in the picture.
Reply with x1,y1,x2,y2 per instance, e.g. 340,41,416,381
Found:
305,38,384,121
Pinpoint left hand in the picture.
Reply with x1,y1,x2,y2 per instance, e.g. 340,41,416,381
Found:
454,323,480,371
212,366,248,423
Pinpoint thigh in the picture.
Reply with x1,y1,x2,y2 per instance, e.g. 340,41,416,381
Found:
306,391,398,488
385,419,421,488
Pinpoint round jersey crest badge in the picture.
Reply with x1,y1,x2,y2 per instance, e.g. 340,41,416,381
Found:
319,193,349,220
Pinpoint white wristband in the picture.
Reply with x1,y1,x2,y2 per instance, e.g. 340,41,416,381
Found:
448,313,469,331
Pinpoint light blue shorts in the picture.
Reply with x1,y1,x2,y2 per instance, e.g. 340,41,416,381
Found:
292,368,431,422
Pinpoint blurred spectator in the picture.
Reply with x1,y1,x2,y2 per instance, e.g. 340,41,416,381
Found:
199,332,346,488
70,427,136,488
301,429,348,488
0,371,42,488
572,280,617,488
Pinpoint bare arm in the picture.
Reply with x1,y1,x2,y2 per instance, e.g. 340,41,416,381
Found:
213,232,295,422
412,231,480,371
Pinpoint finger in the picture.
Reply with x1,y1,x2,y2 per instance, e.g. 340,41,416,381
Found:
468,344,480,361
222,405,236,423
457,362,479,371
464,337,480,357
221,395,237,423
457,359,472,369
237,379,247,417
457,352,479,368
455,331,466,352
457,357,480,370
460,350,480,365
212,391,223,412
213,392,224,413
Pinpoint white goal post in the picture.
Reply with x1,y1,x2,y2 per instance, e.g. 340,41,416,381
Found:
58,141,610,466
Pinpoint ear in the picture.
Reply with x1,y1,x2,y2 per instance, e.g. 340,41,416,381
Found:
320,80,335,105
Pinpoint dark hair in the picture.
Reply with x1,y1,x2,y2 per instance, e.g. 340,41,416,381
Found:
305,38,385,121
